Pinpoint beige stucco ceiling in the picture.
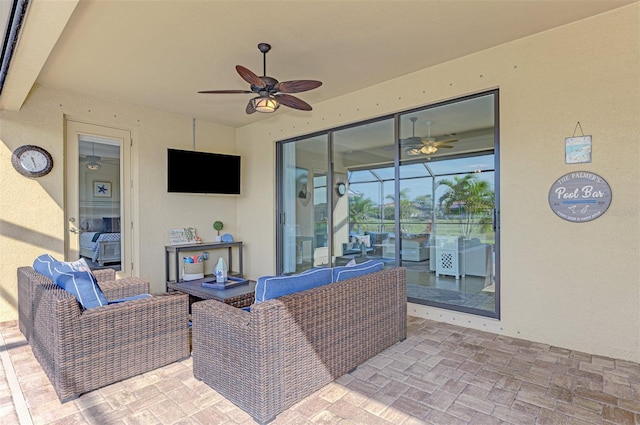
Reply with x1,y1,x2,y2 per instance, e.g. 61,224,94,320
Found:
3,0,636,128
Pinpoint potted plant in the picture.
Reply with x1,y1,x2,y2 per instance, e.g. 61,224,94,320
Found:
213,220,223,242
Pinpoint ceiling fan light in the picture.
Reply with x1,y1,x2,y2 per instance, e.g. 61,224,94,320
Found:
406,147,422,156
251,96,280,113
421,145,438,155
86,161,101,171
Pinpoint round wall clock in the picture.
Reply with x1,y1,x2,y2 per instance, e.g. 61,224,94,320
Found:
11,145,54,178
336,182,346,197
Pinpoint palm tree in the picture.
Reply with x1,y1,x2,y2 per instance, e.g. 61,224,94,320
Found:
414,194,433,217
385,188,414,223
349,195,376,233
438,174,494,239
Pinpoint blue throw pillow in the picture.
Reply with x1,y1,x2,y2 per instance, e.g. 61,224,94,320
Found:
33,254,58,279
332,260,384,282
255,267,332,303
51,259,109,309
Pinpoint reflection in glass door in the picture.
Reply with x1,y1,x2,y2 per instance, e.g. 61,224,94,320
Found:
78,137,121,268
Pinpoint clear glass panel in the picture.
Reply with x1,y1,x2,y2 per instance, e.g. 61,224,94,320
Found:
313,172,328,254
280,135,328,273
277,91,498,317
333,119,395,266
78,136,122,269
399,93,496,315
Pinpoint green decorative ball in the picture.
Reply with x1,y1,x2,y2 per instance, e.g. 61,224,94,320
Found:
213,221,223,231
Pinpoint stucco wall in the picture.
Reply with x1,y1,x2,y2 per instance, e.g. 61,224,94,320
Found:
0,86,237,321
237,4,640,360
1,4,638,361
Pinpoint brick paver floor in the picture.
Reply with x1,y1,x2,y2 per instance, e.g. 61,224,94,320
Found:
2,316,639,424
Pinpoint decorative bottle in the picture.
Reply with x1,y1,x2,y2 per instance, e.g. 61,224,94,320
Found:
215,257,228,283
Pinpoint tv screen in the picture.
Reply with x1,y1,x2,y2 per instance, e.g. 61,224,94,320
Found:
167,148,241,194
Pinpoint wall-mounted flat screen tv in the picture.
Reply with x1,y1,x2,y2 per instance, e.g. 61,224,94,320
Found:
167,148,241,195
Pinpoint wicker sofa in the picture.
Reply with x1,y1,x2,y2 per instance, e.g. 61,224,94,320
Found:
192,267,407,424
17,266,190,402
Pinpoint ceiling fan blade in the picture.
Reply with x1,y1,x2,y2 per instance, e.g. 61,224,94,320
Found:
275,94,312,111
198,89,253,94
437,138,458,144
79,155,101,162
236,65,266,88
400,136,422,146
435,144,454,149
276,80,322,94
245,100,257,114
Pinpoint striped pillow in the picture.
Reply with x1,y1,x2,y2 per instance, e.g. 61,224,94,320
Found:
332,260,384,282
50,258,109,309
33,254,58,279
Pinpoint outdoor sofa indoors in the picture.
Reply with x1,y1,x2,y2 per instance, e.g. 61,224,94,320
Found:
192,264,407,424
17,256,190,402
382,233,430,262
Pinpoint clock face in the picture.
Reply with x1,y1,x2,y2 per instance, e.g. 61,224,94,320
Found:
11,145,54,178
336,182,346,197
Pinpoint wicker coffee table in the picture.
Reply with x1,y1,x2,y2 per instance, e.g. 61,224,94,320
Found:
168,277,256,308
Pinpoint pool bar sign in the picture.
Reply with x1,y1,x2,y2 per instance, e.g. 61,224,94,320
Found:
548,172,611,222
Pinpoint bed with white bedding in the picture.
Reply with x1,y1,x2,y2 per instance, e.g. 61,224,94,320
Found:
80,232,121,265
79,217,121,265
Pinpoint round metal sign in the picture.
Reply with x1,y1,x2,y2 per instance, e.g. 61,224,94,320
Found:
548,171,611,222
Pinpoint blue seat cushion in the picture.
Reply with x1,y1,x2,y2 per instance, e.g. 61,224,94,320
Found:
332,260,384,282
109,294,152,304
255,267,332,303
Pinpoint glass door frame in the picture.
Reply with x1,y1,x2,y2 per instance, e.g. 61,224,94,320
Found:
65,119,133,277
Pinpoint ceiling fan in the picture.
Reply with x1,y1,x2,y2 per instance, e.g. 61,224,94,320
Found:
198,43,322,114
80,142,101,170
402,118,458,156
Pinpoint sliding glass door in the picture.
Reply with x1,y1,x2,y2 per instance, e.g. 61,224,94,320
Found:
277,134,328,274
332,118,395,266
398,94,497,315
276,90,499,318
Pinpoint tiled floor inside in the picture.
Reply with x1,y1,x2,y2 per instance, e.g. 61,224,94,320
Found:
2,316,639,424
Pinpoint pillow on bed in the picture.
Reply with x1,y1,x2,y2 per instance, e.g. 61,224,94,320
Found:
80,218,104,232
103,217,121,233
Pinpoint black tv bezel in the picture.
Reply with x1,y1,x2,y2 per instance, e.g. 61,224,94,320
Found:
167,148,241,195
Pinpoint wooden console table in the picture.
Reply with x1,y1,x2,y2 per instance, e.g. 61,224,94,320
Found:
165,241,243,290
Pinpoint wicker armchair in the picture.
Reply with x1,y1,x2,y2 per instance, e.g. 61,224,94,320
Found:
18,267,116,341
17,266,190,402
192,267,407,424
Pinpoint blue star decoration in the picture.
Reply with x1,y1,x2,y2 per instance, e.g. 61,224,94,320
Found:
97,184,108,194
